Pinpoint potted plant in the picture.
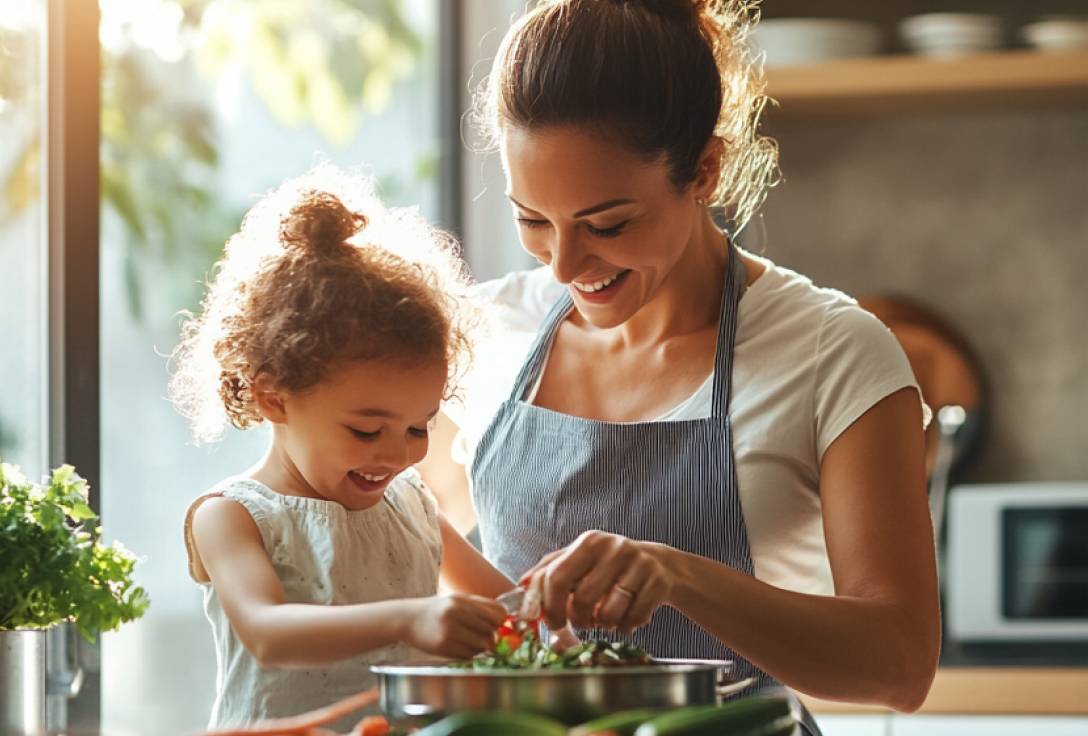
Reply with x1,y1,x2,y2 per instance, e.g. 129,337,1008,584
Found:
0,461,149,736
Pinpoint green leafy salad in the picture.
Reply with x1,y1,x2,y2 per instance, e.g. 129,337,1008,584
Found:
457,625,653,671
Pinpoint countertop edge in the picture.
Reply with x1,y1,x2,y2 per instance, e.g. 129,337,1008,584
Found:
799,667,1088,715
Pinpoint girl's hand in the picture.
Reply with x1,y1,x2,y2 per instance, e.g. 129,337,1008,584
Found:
403,594,506,659
520,531,675,633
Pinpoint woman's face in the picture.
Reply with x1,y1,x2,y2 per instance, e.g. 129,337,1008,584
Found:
501,125,704,329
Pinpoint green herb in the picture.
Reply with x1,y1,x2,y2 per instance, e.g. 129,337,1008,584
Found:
455,633,652,671
0,461,150,641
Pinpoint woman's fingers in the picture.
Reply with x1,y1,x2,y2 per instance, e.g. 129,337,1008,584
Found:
519,548,564,584
565,543,638,628
618,575,669,632
539,543,599,630
592,564,652,629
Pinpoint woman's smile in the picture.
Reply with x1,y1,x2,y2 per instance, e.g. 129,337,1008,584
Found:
571,269,631,303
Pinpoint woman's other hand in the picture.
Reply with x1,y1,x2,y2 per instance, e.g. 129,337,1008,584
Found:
521,530,674,633
403,594,506,660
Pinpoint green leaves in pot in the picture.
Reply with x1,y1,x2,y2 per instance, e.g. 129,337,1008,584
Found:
0,461,150,641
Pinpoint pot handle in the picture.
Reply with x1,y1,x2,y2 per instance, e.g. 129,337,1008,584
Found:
716,676,756,698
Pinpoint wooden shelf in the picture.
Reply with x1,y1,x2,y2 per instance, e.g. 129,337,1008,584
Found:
765,50,1088,118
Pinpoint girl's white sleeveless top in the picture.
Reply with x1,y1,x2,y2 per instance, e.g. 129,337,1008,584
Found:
183,471,442,731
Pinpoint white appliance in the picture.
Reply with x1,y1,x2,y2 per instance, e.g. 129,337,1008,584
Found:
946,482,1088,642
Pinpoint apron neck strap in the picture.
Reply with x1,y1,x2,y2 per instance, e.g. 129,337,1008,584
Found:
508,239,746,418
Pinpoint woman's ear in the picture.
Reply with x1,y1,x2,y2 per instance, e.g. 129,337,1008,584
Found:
252,373,288,424
691,136,725,203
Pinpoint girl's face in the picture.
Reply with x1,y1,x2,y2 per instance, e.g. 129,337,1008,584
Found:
500,124,706,329
273,358,447,510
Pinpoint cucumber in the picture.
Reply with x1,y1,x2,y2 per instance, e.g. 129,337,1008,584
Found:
569,708,660,736
411,710,567,736
632,695,795,736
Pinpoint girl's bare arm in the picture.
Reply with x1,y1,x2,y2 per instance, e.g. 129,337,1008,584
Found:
191,497,504,667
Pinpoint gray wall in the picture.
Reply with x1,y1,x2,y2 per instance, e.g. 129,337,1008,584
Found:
758,108,1088,482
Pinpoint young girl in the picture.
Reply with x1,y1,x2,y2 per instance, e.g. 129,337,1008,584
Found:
173,167,516,731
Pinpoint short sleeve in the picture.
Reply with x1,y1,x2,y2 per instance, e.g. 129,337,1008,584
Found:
814,303,930,460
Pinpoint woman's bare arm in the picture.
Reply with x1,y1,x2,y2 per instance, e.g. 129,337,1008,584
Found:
524,388,940,711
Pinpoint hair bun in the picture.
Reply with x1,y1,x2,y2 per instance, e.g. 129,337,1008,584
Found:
280,190,367,257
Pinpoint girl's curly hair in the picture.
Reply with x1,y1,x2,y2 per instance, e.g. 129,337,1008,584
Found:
169,166,475,443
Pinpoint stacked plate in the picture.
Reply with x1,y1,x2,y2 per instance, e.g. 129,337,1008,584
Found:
1022,17,1088,52
899,13,1004,57
750,18,883,67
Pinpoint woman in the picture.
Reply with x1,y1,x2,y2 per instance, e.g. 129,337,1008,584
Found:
419,1,940,731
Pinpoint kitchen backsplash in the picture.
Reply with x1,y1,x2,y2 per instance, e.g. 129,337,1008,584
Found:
759,108,1088,482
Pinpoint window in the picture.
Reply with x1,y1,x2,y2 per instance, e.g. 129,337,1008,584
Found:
0,1,48,479
96,2,446,732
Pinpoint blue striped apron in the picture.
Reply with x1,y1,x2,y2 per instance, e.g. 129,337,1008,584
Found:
471,245,819,734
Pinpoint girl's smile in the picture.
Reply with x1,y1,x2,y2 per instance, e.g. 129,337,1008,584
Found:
254,358,449,511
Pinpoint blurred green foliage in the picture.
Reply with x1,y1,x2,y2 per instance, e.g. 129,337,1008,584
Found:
2,0,429,318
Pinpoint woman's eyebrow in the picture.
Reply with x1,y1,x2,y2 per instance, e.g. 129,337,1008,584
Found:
507,196,636,218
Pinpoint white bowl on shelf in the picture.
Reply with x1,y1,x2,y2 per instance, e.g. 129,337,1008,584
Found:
899,13,1005,57
1023,18,1088,52
750,18,883,67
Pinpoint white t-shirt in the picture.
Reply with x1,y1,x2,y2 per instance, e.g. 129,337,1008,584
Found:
448,250,927,596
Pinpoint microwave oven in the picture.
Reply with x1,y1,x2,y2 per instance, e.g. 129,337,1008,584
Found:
946,482,1088,642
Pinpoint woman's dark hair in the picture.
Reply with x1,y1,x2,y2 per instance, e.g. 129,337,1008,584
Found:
475,0,779,232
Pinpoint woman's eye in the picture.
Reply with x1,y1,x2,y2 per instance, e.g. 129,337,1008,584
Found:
516,217,548,229
348,427,380,441
588,221,628,238
408,427,429,439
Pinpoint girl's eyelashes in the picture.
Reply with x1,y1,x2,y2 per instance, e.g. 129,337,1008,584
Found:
515,217,547,229
348,426,430,441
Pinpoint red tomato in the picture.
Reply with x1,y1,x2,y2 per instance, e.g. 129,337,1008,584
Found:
499,633,523,651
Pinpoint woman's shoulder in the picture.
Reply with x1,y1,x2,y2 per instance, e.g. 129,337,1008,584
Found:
470,265,564,331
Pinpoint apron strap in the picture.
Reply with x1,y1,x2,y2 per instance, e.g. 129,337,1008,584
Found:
508,291,573,402
508,238,746,415
710,243,746,418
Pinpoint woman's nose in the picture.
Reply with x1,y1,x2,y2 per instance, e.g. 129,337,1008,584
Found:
549,228,586,285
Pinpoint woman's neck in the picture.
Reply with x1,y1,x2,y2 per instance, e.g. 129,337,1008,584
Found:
611,212,731,349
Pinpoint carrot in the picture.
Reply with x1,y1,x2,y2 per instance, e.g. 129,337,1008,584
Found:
352,715,390,735
199,687,380,735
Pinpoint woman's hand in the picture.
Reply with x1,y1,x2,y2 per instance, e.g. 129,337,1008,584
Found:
520,530,674,633
402,594,506,660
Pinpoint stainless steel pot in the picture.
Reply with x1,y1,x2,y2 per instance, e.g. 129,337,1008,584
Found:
372,660,753,725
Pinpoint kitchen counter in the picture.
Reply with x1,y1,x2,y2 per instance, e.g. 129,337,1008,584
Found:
799,667,1088,715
